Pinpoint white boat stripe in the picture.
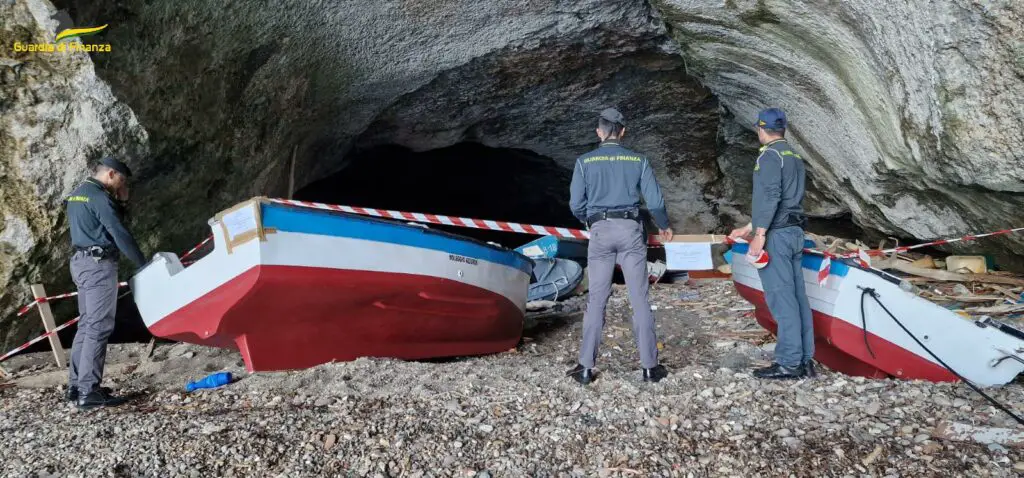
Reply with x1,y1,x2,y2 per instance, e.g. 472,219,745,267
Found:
131,228,531,330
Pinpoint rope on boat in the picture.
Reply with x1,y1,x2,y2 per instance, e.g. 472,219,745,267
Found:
859,286,1024,426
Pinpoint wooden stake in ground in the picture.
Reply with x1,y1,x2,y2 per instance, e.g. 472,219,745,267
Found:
30,284,68,368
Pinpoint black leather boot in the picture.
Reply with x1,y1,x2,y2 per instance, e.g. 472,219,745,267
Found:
752,363,804,380
642,364,668,383
66,385,112,403
77,388,127,410
566,364,595,385
802,360,818,378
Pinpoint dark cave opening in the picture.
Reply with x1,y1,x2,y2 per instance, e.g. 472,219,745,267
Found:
294,142,582,248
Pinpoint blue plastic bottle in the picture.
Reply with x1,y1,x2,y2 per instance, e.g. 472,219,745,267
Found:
186,371,232,392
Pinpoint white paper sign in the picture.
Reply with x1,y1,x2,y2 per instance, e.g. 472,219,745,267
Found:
664,242,713,270
221,203,258,240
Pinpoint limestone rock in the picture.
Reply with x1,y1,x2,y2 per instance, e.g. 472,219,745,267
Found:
0,0,148,348
653,0,1024,268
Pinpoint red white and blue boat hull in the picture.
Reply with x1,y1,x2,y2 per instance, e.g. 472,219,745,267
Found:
730,242,1024,386
130,198,534,372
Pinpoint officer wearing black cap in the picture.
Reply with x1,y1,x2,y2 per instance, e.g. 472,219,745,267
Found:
567,107,673,385
64,156,146,409
729,108,815,379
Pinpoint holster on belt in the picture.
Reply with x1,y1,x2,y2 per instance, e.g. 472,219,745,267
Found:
585,208,641,228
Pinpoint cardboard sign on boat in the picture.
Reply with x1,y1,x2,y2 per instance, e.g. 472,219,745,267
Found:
662,234,728,271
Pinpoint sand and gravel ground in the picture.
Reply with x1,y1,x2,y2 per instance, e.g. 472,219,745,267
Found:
2,280,1023,477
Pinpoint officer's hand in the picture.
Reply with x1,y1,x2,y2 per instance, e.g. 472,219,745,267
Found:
116,183,130,201
729,224,752,240
659,228,673,243
748,234,766,258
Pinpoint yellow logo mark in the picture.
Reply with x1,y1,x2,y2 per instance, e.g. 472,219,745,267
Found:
55,24,108,42
12,23,111,53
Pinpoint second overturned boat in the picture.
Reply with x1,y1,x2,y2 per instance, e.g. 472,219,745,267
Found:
130,197,535,372
730,240,1024,386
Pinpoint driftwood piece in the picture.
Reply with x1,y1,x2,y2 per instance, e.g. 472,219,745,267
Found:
932,421,1024,448
989,285,1024,302
880,262,1024,287
965,304,1024,315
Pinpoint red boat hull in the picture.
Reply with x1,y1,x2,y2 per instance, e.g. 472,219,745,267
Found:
734,283,956,381
149,265,524,371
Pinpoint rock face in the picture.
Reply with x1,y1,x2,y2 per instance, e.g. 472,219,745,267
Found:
0,0,148,349
652,0,1024,265
1,0,731,349
3,0,1024,348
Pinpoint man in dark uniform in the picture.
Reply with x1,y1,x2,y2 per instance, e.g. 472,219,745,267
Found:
566,107,674,385
729,108,815,379
65,156,147,408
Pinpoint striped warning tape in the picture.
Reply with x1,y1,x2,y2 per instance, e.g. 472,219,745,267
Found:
13,235,213,317
829,227,1024,259
2,291,132,363
179,235,213,261
16,282,128,317
268,198,671,244
269,198,593,240
0,316,79,363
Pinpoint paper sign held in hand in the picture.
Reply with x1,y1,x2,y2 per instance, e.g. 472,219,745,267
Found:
664,242,713,270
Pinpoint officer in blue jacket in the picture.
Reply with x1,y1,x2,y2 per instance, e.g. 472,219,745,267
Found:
64,156,146,409
729,108,815,379
567,107,674,385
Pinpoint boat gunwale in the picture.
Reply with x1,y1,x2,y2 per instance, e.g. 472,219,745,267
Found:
262,200,537,269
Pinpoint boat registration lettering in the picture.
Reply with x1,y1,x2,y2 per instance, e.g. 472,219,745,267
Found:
449,254,478,266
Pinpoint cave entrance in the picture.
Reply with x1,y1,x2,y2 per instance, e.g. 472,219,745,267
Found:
294,142,581,248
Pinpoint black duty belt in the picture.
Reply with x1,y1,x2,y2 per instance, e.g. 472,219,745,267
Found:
779,212,808,229
73,245,115,258
586,209,641,228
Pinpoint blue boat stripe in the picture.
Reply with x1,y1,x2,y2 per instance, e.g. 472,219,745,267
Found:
730,244,850,277
261,203,533,274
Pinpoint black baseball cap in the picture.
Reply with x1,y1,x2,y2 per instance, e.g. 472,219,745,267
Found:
99,156,132,177
600,107,626,126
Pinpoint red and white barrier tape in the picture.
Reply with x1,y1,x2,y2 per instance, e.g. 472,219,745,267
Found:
270,198,594,240
269,198,671,245
13,235,212,317
16,282,128,317
0,316,80,363
179,235,213,261
828,227,1024,259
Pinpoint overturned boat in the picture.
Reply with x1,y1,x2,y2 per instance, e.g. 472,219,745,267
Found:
130,197,534,372
730,240,1024,386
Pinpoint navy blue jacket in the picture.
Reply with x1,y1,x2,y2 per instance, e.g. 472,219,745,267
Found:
752,139,807,231
569,140,671,229
65,178,146,267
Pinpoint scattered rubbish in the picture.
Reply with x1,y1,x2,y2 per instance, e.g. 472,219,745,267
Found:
946,256,988,274
647,261,667,283
678,290,700,301
525,300,559,311
932,421,1024,448
661,271,689,283
186,371,232,392
909,255,937,269
515,235,587,266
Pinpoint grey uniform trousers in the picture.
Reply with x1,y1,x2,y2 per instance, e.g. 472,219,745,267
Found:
68,252,119,394
578,218,658,369
757,226,814,368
